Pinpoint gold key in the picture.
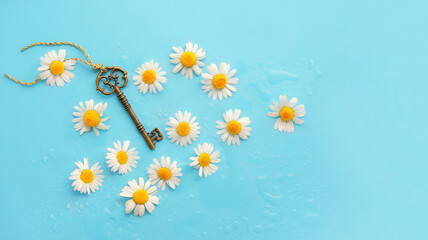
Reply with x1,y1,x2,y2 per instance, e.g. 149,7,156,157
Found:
95,66,163,150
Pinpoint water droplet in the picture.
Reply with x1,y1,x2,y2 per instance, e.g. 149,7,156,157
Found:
268,70,298,85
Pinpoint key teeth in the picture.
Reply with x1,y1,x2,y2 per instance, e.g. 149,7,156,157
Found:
149,128,163,143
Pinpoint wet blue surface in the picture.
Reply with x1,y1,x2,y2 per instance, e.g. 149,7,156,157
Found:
1,0,427,239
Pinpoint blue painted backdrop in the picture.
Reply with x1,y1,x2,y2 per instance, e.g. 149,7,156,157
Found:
1,0,427,239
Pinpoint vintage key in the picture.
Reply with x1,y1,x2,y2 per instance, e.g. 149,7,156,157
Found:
95,66,163,150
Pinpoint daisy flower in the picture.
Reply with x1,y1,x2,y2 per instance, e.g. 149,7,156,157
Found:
120,177,159,216
69,158,104,194
216,109,252,145
72,99,110,136
147,156,182,190
37,49,76,87
170,42,206,79
201,62,238,101
133,59,167,94
165,111,200,147
106,140,140,174
189,143,221,177
267,95,305,132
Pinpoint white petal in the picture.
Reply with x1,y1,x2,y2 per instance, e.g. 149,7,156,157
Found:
293,117,304,124
125,199,136,214
58,49,66,62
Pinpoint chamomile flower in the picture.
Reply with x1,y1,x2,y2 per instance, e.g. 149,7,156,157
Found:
147,156,182,190
165,111,200,147
37,49,76,87
106,140,140,174
72,99,110,136
201,62,238,101
120,177,159,216
189,143,221,177
267,95,305,132
170,42,206,79
216,109,252,145
69,158,104,194
133,59,167,94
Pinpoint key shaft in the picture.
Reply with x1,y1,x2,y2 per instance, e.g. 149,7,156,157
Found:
114,86,157,149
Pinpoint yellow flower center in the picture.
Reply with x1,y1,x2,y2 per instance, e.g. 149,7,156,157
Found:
142,69,156,84
198,153,211,167
157,167,172,180
117,151,128,165
212,74,227,89
49,60,65,75
80,169,94,183
83,110,101,127
176,122,190,136
227,120,242,135
133,189,149,205
180,52,197,67
279,106,295,121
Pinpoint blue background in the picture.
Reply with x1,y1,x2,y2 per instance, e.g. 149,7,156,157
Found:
1,0,427,239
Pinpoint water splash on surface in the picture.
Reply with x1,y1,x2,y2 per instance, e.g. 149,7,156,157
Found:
268,70,299,84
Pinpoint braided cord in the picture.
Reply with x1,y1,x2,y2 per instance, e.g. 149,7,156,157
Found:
5,41,104,85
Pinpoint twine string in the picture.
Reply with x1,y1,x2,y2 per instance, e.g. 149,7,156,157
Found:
4,41,104,85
